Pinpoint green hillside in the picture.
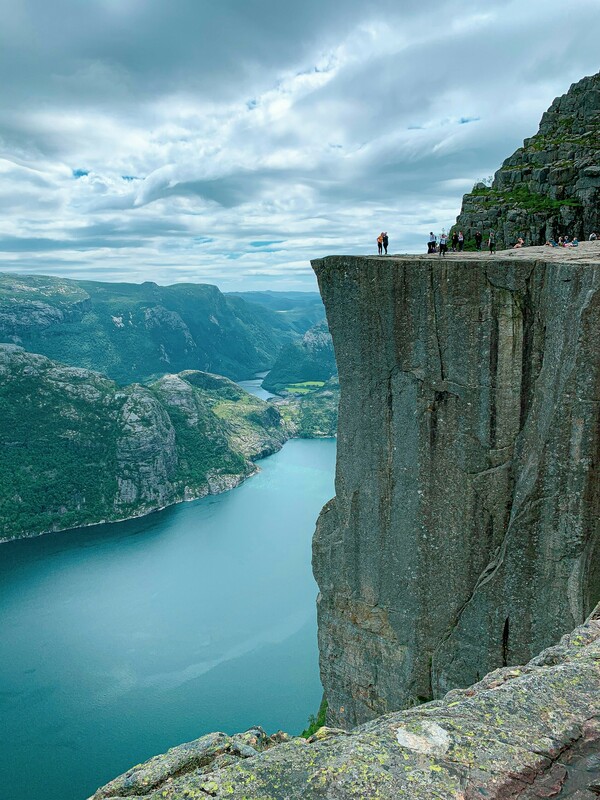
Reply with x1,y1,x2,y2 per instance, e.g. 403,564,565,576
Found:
0,274,297,385
0,344,289,541
262,321,337,393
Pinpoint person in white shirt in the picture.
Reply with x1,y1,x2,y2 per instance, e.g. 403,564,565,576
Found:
439,233,448,256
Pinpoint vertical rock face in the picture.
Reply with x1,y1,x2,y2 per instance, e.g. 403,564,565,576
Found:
455,70,600,246
312,249,599,728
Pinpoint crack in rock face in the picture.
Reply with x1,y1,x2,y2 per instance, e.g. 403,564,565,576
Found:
395,720,451,756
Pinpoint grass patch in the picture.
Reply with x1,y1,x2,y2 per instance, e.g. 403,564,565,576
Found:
301,698,328,738
285,381,325,395
467,184,582,211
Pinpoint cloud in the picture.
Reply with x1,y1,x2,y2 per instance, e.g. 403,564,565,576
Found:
0,0,598,290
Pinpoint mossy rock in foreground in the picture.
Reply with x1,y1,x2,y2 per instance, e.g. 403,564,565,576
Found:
90,604,600,800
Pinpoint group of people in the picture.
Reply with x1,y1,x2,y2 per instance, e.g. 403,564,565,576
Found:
545,235,580,248
378,228,598,258
377,232,389,255
427,229,496,255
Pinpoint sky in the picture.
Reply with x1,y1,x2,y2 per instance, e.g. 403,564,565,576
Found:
0,1,598,292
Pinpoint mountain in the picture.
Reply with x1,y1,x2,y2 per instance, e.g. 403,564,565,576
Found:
227,291,325,333
262,321,337,394
0,274,297,385
276,377,339,438
454,70,600,247
0,344,288,541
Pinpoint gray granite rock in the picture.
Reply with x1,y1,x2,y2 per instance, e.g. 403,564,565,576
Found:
312,249,599,728
90,604,600,800
454,71,600,247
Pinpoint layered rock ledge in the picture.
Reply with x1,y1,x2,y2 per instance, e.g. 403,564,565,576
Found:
454,70,600,246
313,245,599,728
91,603,600,799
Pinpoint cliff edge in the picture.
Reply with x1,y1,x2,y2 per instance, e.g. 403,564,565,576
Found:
91,603,600,799
312,244,599,728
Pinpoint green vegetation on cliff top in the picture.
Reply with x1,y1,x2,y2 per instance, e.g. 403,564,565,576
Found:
468,183,582,211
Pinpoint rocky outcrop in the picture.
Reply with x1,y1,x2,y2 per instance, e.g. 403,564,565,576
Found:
0,345,289,541
262,321,337,394
276,377,339,438
312,245,599,728
454,71,600,247
90,603,600,800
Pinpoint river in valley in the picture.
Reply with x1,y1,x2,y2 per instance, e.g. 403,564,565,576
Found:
236,371,275,401
0,438,336,800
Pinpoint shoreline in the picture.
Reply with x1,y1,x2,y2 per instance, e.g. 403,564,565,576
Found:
0,433,337,546
0,462,261,547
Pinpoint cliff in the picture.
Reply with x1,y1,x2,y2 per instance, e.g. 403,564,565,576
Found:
312,244,599,728
0,345,288,541
454,70,600,247
91,603,600,799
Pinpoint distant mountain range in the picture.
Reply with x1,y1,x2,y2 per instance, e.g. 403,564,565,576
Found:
0,274,313,385
227,290,325,333
0,275,338,541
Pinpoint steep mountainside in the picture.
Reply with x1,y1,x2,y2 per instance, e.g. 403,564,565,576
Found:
0,345,288,541
227,291,325,333
0,274,296,384
455,70,600,246
262,321,337,393
277,377,339,438
312,246,599,728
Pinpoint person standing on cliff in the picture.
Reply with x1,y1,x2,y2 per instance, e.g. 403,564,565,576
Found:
451,230,459,252
428,232,437,253
439,232,448,256
458,231,464,251
377,233,383,255
488,230,496,254
475,230,482,250
382,232,389,255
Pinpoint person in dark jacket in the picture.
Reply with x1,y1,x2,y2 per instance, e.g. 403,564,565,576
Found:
382,232,389,254
475,230,482,250
451,231,459,251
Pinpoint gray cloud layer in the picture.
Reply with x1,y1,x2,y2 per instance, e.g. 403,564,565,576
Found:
0,0,598,289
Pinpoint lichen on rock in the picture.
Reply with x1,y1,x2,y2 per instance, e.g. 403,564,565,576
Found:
90,604,600,800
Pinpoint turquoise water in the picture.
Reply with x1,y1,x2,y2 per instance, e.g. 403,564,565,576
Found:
236,371,276,400
0,438,336,800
